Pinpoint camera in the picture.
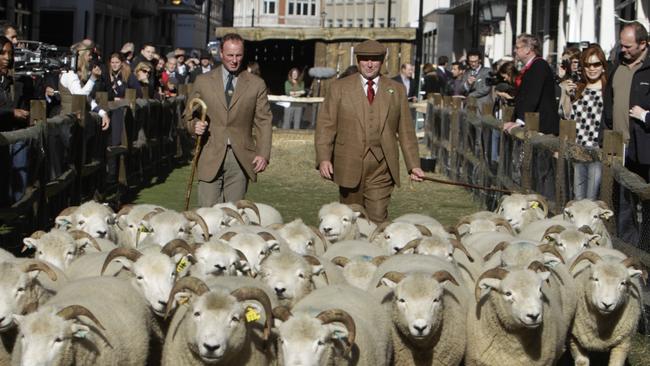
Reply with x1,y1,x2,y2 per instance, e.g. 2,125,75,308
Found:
486,71,505,86
13,40,76,77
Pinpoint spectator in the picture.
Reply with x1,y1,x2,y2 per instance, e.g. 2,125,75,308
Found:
461,49,493,111
436,56,453,87
392,63,417,101
503,34,559,135
133,62,152,98
282,67,305,129
161,55,180,97
189,51,213,83
131,43,156,97
174,48,188,81
558,46,581,82
0,22,17,45
446,62,465,96
422,63,440,98
120,42,135,65
604,21,650,243
247,61,261,77
493,61,518,117
559,45,607,200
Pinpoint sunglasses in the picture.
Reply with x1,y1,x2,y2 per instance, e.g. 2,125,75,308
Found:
141,69,151,74
584,61,603,68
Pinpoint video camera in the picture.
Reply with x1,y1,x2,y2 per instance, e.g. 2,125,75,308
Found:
13,40,76,77
485,71,505,86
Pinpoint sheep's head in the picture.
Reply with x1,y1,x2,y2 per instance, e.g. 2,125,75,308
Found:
258,251,324,306
0,261,57,331
476,264,550,330
193,207,245,242
482,241,564,269
220,231,279,275
379,271,458,341
405,236,475,264
563,200,614,230
166,278,273,364
273,307,356,366
112,204,162,248
495,194,548,232
55,201,115,239
318,203,361,242
193,240,248,278
542,225,600,261
138,210,209,246
22,229,99,270
455,212,514,237
101,241,194,316
331,255,387,290
570,251,647,315
277,219,328,255
13,305,104,366
371,222,431,254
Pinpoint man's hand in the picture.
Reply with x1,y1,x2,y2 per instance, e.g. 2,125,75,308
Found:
319,161,333,180
410,167,425,182
252,156,268,173
101,114,110,130
467,75,477,85
630,105,647,121
91,65,102,78
502,121,520,134
194,120,208,135
45,86,56,97
13,109,29,120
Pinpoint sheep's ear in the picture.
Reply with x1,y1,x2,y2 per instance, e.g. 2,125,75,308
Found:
115,258,134,271
542,254,562,267
352,212,361,221
536,271,551,282
12,314,24,326
242,302,265,324
477,278,501,299
55,215,73,229
71,323,91,339
174,291,193,307
22,238,38,251
137,221,154,233
628,268,644,279
587,234,601,246
543,233,559,243
327,323,350,344
310,264,324,276
598,209,614,220
380,278,399,288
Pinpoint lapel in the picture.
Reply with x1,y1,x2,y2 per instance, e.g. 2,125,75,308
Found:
351,75,366,128
212,66,228,110
229,70,249,109
376,76,391,133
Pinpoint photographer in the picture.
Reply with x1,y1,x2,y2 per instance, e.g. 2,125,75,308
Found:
557,47,582,118
492,61,519,117
0,36,28,126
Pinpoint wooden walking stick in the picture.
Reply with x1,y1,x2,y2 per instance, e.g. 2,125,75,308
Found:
185,98,209,210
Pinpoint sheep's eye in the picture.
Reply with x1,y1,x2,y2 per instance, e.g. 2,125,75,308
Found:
128,224,134,228
504,291,512,297
298,273,305,279
38,251,43,255
259,250,266,255
317,340,325,346
54,337,63,343
521,207,526,211
16,287,25,292
306,240,313,247
398,298,405,303
342,217,349,222
78,221,85,226
231,316,239,322
590,277,598,282
384,234,390,239
193,311,201,317
171,272,176,277
621,281,628,286
136,275,144,280
178,228,184,232
556,242,564,247
433,297,440,303
67,251,74,255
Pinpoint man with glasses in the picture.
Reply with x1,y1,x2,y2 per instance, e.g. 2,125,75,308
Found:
461,50,492,111
603,21,650,243
315,39,424,223
503,34,559,135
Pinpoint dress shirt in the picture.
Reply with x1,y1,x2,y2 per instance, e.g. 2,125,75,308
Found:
360,75,380,96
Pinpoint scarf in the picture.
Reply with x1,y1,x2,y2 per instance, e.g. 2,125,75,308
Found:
515,57,541,89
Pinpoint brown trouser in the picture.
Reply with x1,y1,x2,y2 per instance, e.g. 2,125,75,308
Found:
198,147,248,207
339,150,394,223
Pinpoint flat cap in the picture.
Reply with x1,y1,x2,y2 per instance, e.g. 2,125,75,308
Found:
354,39,386,57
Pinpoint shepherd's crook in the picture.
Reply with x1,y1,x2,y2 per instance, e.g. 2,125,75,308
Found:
185,98,208,210
421,175,512,194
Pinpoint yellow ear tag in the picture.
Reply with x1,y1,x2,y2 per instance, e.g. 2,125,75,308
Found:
177,295,190,305
530,201,540,209
245,307,261,323
176,257,189,273
138,225,150,233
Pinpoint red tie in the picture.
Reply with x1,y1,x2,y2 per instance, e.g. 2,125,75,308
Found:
366,79,375,104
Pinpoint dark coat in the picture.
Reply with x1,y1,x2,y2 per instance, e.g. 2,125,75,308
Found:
603,52,650,164
391,74,417,99
514,58,560,135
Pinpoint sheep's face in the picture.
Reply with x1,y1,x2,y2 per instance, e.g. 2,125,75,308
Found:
278,219,317,255
185,291,247,363
23,230,80,270
228,233,277,275
380,223,422,254
586,262,640,314
385,274,446,339
496,195,545,232
193,208,230,243
318,203,360,242
114,205,162,247
57,202,115,239
498,242,545,268
479,269,550,329
0,263,40,331
564,200,614,230
141,212,193,246
259,252,315,305
126,253,182,316
277,313,338,366
416,237,455,262
193,242,242,277
546,230,599,261
14,308,91,366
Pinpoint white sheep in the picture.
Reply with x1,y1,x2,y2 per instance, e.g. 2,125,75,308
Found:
495,193,549,232
568,250,646,366
218,231,280,276
11,276,153,366
317,202,375,243
273,284,392,366
562,199,614,248
136,209,209,247
539,225,601,262
393,213,451,238
274,218,329,255
466,264,565,366
369,221,435,254
112,204,164,248
454,211,514,237
191,206,245,242
214,200,283,226
190,239,249,279
22,229,102,271
162,276,275,366
54,201,117,241
322,240,390,289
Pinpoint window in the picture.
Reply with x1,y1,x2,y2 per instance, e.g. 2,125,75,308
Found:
378,18,385,27
357,18,364,27
346,18,353,27
287,0,317,16
336,19,343,27
367,17,373,27
326,19,334,27
263,0,277,14
390,17,396,27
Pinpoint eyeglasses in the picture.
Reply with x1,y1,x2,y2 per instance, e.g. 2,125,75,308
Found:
584,61,603,69
141,69,151,74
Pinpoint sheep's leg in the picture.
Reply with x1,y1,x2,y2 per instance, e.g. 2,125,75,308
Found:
569,336,590,366
607,338,631,366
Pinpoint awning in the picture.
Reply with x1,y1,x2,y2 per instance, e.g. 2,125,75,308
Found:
214,27,417,41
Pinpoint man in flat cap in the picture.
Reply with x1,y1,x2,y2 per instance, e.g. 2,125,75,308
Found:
315,39,425,224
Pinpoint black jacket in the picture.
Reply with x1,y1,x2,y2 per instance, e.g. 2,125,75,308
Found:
514,58,560,135
603,52,650,164
391,75,417,99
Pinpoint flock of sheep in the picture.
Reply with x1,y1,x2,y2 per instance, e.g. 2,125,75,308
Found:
0,194,646,365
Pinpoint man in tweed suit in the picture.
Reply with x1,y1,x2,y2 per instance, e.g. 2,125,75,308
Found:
186,33,272,206
315,39,425,223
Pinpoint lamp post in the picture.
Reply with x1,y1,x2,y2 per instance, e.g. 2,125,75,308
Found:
205,0,212,45
321,11,327,27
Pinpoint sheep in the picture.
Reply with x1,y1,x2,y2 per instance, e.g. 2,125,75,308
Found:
317,202,375,243
516,218,576,242
562,199,614,248
274,218,329,255
54,201,117,241
191,206,245,242
321,240,390,289
11,276,153,366
454,211,514,238
375,270,467,366
190,239,250,279
272,284,392,366
495,193,549,232
568,250,646,366
162,276,275,366
215,200,283,226
134,208,209,247
369,221,435,254
112,204,164,248
218,231,281,276
22,229,102,271
393,213,451,239
466,264,565,366
0,260,59,364
460,230,517,257
0,248,15,262
539,225,601,262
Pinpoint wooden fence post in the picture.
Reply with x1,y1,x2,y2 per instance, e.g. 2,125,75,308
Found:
433,93,443,108
95,91,109,111
557,119,577,208
601,131,624,236
29,100,46,125
521,112,539,191
449,105,460,181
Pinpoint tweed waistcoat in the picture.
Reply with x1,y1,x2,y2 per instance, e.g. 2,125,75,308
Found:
362,98,384,160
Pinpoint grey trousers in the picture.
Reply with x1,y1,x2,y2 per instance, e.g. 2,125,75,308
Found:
198,147,248,207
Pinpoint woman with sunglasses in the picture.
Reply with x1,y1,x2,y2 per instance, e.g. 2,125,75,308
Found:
133,62,152,98
560,45,608,200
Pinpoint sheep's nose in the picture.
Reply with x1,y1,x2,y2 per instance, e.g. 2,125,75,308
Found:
203,343,220,353
393,247,401,253
214,264,226,271
526,313,540,322
601,302,613,310
158,300,167,307
274,287,286,296
322,227,332,234
413,324,428,334
507,218,513,223
96,230,107,238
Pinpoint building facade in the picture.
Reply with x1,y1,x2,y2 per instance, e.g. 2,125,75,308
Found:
232,0,322,27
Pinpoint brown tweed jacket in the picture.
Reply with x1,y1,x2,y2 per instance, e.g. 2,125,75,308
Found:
315,73,420,187
185,66,273,182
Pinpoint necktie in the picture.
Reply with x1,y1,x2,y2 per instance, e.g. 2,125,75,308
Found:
225,73,234,106
367,79,375,104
